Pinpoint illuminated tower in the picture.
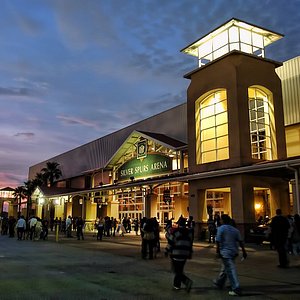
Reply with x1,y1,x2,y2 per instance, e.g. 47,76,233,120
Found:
182,18,286,173
182,18,289,230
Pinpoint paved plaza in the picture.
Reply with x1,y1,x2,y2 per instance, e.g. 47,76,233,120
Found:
0,231,299,300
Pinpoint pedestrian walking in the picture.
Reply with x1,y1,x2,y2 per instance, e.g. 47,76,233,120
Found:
270,208,290,268
97,217,105,240
112,218,117,236
207,215,217,243
166,217,193,292
16,215,26,240
42,218,49,240
291,214,300,255
105,216,111,237
187,215,195,241
29,216,37,240
35,218,43,240
153,217,160,253
213,214,247,296
1,216,8,235
66,215,73,238
133,218,139,235
8,216,16,238
141,218,155,259
76,217,84,240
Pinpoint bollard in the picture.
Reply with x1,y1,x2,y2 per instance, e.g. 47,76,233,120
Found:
56,225,59,242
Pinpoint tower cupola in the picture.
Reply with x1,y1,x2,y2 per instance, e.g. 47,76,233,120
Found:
181,18,283,67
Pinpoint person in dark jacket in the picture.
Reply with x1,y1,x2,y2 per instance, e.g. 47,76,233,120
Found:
8,216,16,238
166,217,193,292
141,218,155,259
270,208,290,268
76,217,85,240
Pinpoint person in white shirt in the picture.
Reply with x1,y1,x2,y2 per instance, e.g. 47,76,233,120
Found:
29,216,37,240
66,216,73,238
16,215,26,240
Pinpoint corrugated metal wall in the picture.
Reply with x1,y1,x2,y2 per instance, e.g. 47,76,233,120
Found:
276,56,300,126
29,103,187,180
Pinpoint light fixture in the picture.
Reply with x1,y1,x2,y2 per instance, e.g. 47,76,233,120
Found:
38,198,45,205
255,203,262,210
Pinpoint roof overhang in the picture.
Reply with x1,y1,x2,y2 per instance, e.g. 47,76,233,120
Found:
46,157,300,198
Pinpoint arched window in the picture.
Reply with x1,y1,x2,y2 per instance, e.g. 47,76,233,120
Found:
248,86,275,160
195,89,229,164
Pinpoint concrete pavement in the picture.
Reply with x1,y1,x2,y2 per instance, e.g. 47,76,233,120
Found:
0,231,299,300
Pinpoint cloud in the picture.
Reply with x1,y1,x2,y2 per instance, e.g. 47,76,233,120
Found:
57,115,100,130
0,82,47,104
0,86,36,96
52,1,120,51
6,0,46,37
14,132,35,139
0,172,26,188
14,77,50,90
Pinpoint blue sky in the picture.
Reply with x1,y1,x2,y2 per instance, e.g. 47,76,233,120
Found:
1,0,300,188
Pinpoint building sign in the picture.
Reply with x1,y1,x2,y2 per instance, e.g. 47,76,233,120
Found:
137,140,147,159
117,154,172,181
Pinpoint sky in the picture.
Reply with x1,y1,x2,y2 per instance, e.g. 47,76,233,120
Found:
1,0,300,188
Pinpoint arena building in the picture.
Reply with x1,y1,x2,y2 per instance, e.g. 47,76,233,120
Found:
27,19,300,238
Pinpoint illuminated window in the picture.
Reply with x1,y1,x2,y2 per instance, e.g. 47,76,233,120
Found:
197,25,266,66
196,89,229,164
248,87,275,160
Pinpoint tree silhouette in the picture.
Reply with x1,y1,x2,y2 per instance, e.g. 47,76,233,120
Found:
41,161,62,187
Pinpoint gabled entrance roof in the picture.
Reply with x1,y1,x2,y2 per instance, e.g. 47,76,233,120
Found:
105,130,187,169
32,186,81,199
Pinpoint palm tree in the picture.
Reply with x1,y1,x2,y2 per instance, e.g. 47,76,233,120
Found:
34,172,47,187
41,161,62,187
13,186,26,215
24,180,37,219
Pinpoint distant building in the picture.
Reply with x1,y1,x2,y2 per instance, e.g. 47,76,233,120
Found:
27,19,300,239
0,187,15,217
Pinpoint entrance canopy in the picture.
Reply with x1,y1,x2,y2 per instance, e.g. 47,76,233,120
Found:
105,130,187,170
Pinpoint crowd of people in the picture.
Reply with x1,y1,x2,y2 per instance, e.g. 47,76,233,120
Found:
0,215,49,241
0,214,158,242
1,208,299,296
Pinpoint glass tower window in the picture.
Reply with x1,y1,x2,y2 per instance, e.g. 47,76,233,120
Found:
196,89,229,164
248,87,274,160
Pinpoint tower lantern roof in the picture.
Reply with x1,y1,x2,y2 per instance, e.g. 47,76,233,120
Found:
181,18,283,67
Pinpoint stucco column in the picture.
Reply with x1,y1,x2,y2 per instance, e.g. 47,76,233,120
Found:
85,200,96,222
55,204,64,219
144,192,157,218
36,204,43,218
174,195,189,221
188,184,206,240
109,195,119,219
269,181,290,216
